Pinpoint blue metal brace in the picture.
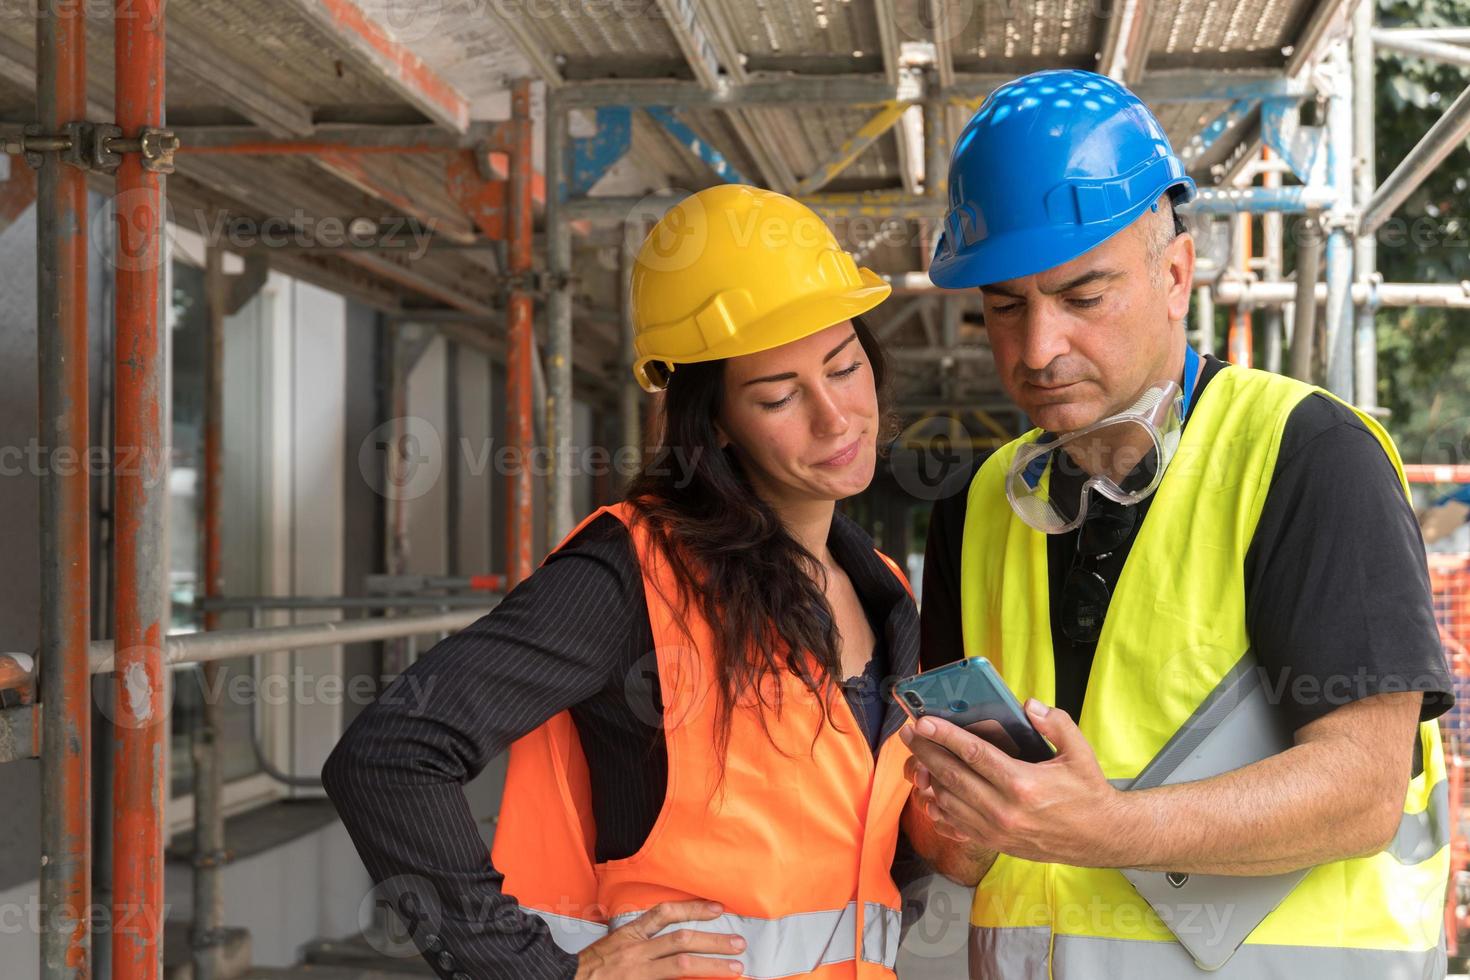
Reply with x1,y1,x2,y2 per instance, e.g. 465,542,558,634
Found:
1179,99,1256,166
645,106,750,185
1259,96,1326,185
571,106,632,196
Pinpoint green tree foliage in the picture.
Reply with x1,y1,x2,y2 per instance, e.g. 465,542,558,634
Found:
1374,0,1470,462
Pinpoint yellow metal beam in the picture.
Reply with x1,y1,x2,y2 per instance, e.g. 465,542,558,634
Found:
794,100,910,195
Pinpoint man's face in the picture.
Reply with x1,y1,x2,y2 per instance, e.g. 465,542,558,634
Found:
978,206,1196,434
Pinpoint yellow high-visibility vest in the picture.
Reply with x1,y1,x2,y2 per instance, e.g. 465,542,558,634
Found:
959,365,1449,978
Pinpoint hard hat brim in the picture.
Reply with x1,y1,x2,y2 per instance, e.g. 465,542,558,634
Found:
635,269,892,391
929,178,1196,290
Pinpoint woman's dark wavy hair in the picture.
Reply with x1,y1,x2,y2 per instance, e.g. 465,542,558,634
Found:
624,315,901,772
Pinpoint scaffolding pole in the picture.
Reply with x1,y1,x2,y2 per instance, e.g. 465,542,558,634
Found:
1193,284,1216,356
506,79,536,585
545,86,575,550
192,246,227,980
1261,148,1285,374
1226,211,1254,366
112,0,168,977
1289,231,1321,382
36,0,91,975
1353,0,1379,409
1322,41,1355,399
619,223,641,491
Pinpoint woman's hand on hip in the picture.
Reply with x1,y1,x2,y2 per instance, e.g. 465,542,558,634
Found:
575,900,746,979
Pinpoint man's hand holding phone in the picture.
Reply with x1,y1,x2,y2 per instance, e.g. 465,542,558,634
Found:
895,665,1141,868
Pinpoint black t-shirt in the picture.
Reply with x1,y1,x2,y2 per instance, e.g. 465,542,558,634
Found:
920,356,1454,768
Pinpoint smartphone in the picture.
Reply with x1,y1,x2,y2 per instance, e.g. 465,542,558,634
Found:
892,657,1055,763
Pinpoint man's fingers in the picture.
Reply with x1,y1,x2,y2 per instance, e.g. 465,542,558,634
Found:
923,775,1005,834
906,735,1008,827
912,716,1017,785
1024,699,1078,757
906,723,1013,799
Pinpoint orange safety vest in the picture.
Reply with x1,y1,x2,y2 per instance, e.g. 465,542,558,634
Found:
492,502,915,978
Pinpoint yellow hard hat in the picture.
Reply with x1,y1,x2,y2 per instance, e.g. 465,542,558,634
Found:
629,185,891,392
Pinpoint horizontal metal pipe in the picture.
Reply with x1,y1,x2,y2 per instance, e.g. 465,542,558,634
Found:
566,193,943,223
232,239,500,253
94,610,486,678
171,123,503,149
884,272,944,292
198,594,499,611
1182,186,1338,214
180,142,454,156
5,622,501,754
365,573,510,592
1215,279,1470,308
555,71,1301,109
1374,28,1470,43
886,270,1470,309
1371,29,1470,69
887,346,992,361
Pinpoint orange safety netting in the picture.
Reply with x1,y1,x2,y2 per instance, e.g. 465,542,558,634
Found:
1429,553,1470,955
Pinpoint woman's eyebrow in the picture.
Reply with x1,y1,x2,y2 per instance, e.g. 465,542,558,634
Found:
741,333,860,386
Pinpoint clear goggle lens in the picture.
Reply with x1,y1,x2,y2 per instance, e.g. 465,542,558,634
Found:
1005,381,1183,534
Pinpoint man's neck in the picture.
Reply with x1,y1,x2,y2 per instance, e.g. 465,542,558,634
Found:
1057,340,1188,481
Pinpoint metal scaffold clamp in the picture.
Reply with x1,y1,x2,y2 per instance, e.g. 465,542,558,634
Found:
9,122,179,173
1365,272,1384,312
503,269,572,298
98,125,180,173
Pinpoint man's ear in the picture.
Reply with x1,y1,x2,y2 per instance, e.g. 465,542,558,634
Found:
1166,232,1196,324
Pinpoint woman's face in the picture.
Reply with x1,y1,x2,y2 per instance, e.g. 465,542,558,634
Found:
716,320,879,508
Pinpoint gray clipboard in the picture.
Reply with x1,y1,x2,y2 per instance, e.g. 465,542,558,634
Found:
1119,656,1308,972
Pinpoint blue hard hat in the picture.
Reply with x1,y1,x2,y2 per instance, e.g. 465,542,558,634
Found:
929,69,1196,289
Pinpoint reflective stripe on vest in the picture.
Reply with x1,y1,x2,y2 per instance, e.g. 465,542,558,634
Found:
1390,777,1450,865
970,925,1449,979
521,906,607,954
596,902,901,977
520,902,904,972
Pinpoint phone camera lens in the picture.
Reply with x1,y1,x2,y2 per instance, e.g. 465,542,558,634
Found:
902,691,925,711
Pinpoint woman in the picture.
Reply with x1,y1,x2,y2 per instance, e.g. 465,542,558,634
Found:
323,185,937,980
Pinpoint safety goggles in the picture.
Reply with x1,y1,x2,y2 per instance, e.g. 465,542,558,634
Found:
1005,379,1184,535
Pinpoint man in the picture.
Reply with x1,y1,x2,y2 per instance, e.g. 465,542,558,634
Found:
900,68,1455,977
